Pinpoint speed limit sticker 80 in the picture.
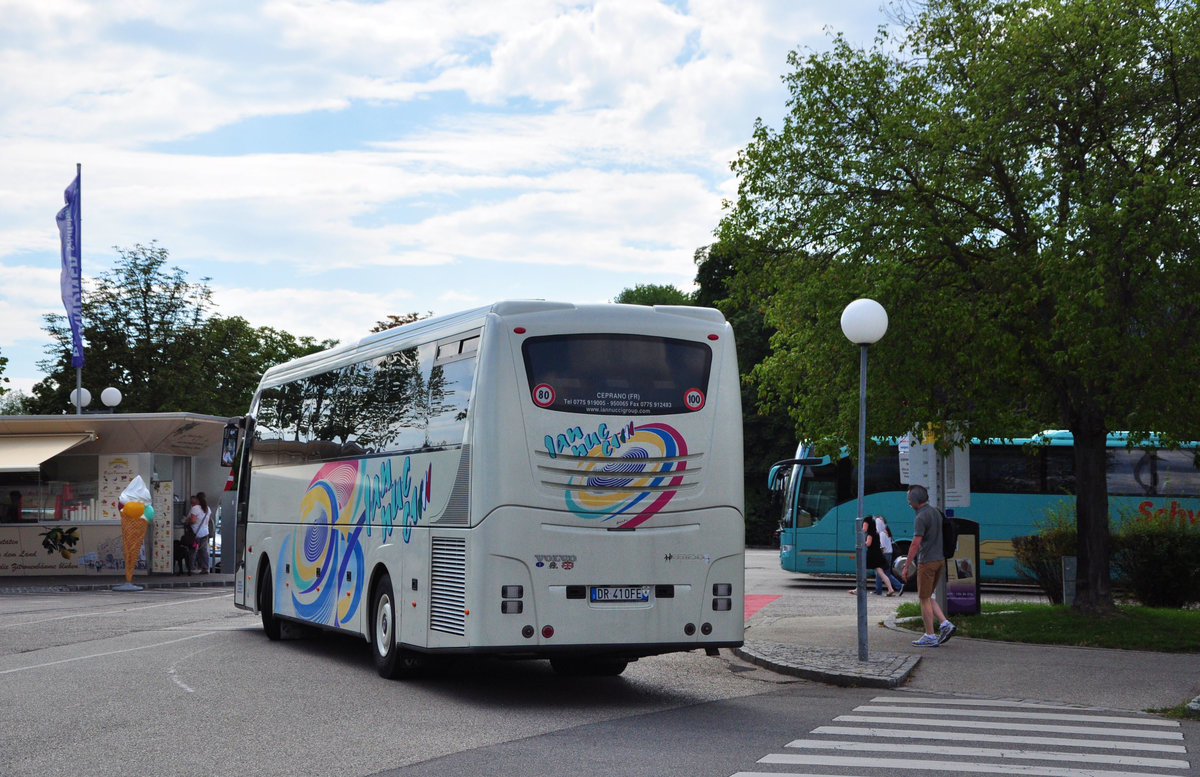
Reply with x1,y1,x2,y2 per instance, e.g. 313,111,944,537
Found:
533,383,556,407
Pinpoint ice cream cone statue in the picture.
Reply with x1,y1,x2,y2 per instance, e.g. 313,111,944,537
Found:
120,501,148,583
114,476,154,591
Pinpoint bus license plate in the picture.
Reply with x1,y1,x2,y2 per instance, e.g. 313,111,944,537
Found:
590,585,651,603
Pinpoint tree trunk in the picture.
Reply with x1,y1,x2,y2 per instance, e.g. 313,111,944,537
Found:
1071,420,1115,615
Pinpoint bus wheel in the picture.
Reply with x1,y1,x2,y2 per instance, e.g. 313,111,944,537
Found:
372,574,422,679
550,657,629,677
259,565,282,641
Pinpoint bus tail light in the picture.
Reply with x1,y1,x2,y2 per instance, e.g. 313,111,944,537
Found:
541,625,554,639
502,584,524,614
713,583,733,611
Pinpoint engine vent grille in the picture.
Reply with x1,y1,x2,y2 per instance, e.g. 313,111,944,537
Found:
430,536,467,636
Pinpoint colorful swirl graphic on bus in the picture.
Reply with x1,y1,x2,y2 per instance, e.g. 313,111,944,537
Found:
280,460,366,629
278,456,433,629
564,422,687,528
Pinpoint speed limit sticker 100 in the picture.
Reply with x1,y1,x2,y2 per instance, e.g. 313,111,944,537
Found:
533,383,556,407
684,388,705,411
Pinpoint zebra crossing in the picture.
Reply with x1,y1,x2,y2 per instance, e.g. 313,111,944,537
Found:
732,693,1191,777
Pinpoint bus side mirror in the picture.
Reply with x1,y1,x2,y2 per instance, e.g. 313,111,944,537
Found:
222,417,245,468
767,467,788,510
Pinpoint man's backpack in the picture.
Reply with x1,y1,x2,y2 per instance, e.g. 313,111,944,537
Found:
941,510,958,560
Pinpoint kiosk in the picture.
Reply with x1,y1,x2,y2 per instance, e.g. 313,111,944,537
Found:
0,414,229,578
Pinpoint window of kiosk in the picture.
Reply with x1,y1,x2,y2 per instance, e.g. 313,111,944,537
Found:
37,455,100,522
1,472,41,523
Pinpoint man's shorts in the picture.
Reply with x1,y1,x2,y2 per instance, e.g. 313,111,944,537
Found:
917,559,945,600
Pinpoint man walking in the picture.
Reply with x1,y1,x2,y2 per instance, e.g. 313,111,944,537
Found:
901,485,956,646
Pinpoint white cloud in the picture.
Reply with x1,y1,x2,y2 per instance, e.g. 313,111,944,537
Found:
210,284,407,345
0,0,893,389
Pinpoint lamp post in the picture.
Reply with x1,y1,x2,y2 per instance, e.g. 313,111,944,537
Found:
840,298,888,661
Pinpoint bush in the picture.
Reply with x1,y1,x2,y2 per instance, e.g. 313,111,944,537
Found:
1012,502,1077,604
1112,509,1200,608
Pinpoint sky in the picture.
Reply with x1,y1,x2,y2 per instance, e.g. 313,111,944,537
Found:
0,0,892,397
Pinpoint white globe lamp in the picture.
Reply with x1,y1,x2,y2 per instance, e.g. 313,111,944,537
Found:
101,387,123,408
70,387,92,409
840,298,889,344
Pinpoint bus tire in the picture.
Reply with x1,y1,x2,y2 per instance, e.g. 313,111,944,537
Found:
372,573,422,679
550,656,629,677
259,564,282,641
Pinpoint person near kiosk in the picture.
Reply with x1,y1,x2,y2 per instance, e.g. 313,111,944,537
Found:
186,493,212,574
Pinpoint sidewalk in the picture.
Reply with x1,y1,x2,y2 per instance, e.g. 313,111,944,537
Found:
739,590,1200,712
0,571,235,594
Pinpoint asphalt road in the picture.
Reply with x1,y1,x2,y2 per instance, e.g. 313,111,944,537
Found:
1,550,1195,777
0,583,817,777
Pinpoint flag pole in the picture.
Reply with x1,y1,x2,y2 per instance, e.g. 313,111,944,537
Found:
74,163,82,415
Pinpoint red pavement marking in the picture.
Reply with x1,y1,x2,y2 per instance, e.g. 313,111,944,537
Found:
744,594,780,621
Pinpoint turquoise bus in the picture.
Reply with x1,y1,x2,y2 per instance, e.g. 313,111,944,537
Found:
770,432,1200,581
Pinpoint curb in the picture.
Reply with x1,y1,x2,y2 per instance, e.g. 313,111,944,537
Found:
0,579,234,595
734,640,920,689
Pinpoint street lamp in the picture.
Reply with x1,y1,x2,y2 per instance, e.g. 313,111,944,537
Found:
70,386,123,414
840,298,888,661
100,387,123,409
70,387,92,411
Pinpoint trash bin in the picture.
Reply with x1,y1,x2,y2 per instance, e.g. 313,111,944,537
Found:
945,513,980,616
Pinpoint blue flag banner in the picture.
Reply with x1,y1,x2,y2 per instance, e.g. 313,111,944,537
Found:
56,170,84,368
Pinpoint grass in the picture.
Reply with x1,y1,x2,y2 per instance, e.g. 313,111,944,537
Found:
893,600,1200,720
893,600,1200,652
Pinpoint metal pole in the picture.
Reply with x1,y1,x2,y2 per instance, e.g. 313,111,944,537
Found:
855,343,868,661
74,162,83,416
935,445,948,613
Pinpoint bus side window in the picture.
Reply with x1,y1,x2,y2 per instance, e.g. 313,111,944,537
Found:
972,446,1041,493
1156,449,1200,496
426,355,475,448
1108,448,1152,495
1042,447,1075,494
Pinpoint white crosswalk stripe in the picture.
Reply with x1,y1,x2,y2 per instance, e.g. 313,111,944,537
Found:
731,693,1192,777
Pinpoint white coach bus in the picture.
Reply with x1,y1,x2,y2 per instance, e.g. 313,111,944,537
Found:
225,301,745,678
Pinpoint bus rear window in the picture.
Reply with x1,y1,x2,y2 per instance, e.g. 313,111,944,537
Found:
522,334,712,415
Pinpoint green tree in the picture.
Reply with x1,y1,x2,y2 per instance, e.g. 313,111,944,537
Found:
372,312,431,332
32,243,335,417
613,283,693,306
0,391,34,416
718,0,1200,613
694,243,798,545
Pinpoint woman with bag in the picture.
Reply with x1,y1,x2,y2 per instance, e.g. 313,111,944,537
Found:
847,516,901,596
186,493,212,574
